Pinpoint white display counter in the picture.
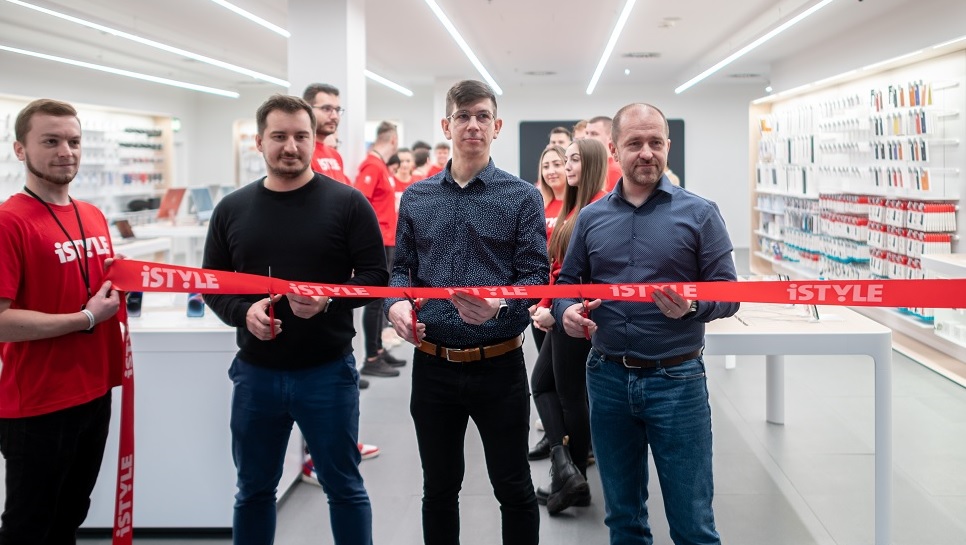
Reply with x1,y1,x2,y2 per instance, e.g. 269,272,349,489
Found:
81,295,303,530
706,303,893,545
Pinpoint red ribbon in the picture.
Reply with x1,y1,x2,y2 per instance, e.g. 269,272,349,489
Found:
112,307,135,544
108,259,966,308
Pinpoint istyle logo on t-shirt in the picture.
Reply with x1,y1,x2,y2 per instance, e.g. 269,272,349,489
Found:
53,236,111,264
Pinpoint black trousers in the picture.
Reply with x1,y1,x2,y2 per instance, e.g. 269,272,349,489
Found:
363,245,395,358
0,392,112,545
530,329,592,475
410,347,539,545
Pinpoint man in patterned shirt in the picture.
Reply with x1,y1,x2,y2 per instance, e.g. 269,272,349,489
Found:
386,80,548,545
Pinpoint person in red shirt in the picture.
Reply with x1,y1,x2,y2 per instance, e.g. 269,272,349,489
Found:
354,121,405,378
428,141,450,176
585,115,623,192
0,98,122,542
302,83,351,184
528,145,567,353
528,137,608,514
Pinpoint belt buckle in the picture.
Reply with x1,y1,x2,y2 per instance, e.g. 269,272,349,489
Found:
621,355,634,369
443,347,460,363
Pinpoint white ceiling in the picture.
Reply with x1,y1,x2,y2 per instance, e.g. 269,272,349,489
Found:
0,0,916,97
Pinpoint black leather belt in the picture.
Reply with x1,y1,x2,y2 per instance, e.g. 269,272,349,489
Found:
601,349,702,369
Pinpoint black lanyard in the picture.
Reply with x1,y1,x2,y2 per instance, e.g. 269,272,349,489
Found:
22,186,92,299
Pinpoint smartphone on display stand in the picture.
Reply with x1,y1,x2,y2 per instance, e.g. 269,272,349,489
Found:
126,292,143,318
187,293,205,317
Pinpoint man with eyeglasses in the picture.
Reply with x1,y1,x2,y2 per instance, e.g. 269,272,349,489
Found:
303,83,350,185
387,80,548,545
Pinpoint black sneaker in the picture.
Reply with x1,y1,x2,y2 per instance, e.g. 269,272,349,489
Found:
380,351,407,367
359,378,370,389
361,357,401,377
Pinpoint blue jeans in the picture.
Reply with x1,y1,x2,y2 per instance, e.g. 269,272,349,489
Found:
229,355,372,545
410,347,539,545
586,349,719,545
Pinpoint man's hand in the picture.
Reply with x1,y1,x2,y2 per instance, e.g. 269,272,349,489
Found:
561,299,601,339
85,281,121,324
285,293,328,319
451,292,500,325
388,299,425,345
651,287,691,319
246,295,283,340
530,305,555,332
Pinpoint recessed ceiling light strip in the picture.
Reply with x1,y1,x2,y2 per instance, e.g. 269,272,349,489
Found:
364,70,414,97
3,0,288,87
422,0,503,95
207,0,290,38
586,0,636,95
0,44,240,98
674,0,835,94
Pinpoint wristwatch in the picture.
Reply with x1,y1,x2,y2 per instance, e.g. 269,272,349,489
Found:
323,297,334,314
684,300,699,317
495,298,509,320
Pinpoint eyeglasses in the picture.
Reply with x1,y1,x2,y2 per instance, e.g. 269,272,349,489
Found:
447,111,494,127
313,105,345,115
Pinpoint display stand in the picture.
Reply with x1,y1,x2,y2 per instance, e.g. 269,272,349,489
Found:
706,303,894,545
81,297,303,530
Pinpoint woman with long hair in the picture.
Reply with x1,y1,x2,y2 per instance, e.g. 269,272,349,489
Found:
528,138,608,515
529,145,568,352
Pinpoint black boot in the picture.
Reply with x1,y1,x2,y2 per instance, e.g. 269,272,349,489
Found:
536,484,590,507
527,435,550,460
546,436,590,515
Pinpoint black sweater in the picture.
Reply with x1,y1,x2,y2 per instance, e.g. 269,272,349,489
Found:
203,174,388,369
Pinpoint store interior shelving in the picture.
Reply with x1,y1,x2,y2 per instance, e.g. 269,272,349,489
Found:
0,94,175,220
749,47,966,365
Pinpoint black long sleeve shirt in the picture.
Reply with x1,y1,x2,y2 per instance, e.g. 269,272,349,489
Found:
203,174,388,369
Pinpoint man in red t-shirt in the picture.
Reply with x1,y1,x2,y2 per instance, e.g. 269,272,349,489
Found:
0,98,122,542
353,121,404,378
586,115,623,192
303,83,351,184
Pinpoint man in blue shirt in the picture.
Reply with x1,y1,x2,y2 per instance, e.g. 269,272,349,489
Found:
553,103,738,545
387,80,548,545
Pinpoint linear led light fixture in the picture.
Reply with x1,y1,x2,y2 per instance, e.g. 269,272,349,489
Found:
364,70,414,97
933,35,966,49
0,45,239,97
207,0,289,38
3,0,288,87
675,0,835,94
422,0,503,95
586,0,636,95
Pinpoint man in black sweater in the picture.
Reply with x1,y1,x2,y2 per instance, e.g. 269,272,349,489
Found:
203,94,387,545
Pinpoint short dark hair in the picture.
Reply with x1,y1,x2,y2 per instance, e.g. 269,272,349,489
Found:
302,83,340,103
375,121,397,142
434,142,450,151
15,98,78,143
414,149,430,168
549,126,572,139
588,115,612,127
411,140,431,152
386,153,401,168
612,103,669,143
445,80,497,117
256,94,316,137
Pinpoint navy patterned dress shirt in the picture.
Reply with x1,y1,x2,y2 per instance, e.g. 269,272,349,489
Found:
552,176,739,359
386,159,550,347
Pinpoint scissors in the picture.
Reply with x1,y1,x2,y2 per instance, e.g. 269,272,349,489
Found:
579,276,591,341
267,266,276,340
407,269,422,344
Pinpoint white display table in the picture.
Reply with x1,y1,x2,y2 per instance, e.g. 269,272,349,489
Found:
131,224,209,266
706,304,893,545
81,296,303,530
